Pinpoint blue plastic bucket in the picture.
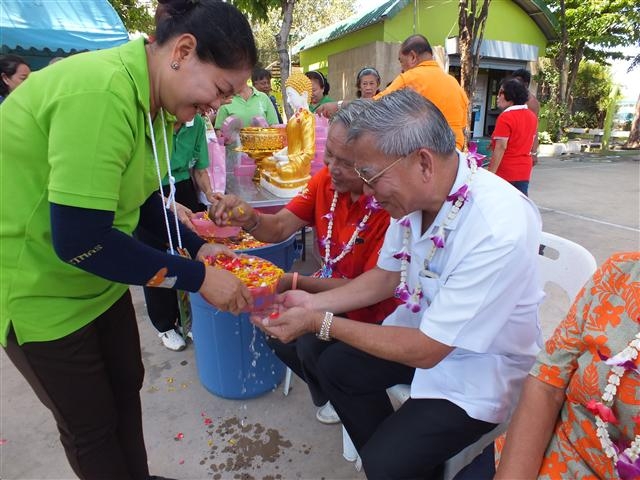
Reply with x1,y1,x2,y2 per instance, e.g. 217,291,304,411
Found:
191,235,300,399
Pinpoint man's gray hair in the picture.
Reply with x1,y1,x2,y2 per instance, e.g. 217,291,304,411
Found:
331,99,374,128
347,89,456,156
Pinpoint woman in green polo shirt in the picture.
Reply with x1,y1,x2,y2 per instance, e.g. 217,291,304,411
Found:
0,1,256,478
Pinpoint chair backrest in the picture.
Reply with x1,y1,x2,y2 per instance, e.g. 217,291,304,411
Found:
538,232,598,302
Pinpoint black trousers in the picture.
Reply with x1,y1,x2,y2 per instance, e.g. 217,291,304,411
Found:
137,178,205,333
315,342,498,480
4,291,149,480
267,333,337,406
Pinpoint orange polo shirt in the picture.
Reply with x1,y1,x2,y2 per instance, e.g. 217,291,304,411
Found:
286,167,399,324
375,60,469,150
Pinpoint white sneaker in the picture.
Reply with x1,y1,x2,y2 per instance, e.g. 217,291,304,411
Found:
316,401,341,424
158,329,186,351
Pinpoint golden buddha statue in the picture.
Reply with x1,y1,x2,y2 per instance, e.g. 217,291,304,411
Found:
260,73,316,197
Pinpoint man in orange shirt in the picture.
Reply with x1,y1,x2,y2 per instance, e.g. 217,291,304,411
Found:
318,34,469,150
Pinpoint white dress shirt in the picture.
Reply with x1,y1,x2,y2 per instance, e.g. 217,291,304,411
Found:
377,152,544,424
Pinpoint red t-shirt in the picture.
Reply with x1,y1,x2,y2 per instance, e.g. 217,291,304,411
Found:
491,105,538,181
286,167,399,324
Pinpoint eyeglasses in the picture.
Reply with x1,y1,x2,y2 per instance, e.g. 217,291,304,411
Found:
354,154,407,188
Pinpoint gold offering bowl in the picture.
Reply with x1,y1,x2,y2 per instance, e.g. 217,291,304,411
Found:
237,127,287,182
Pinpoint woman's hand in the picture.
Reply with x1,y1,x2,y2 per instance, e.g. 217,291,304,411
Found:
195,243,235,262
171,201,197,233
250,306,319,344
199,266,252,315
208,194,254,227
315,102,340,118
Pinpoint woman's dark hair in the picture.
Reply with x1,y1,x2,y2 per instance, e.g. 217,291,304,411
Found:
0,54,28,96
305,70,330,96
356,66,381,98
500,78,529,105
155,0,257,70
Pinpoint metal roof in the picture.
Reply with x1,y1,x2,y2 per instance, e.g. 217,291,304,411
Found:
1,0,129,54
293,0,558,54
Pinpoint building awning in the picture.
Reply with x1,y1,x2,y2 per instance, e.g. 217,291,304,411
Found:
293,0,557,54
1,0,128,55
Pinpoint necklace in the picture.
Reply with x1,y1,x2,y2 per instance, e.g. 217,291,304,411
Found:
317,192,379,278
394,157,477,312
590,333,640,479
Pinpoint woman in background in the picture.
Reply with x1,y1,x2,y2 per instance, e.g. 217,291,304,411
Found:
488,78,537,195
305,70,333,113
356,66,381,99
0,54,31,103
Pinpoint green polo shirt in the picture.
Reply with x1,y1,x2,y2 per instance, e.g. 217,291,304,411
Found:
163,115,209,186
214,86,280,128
0,38,174,345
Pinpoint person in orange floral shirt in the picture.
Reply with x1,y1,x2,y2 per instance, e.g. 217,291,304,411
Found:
496,252,640,479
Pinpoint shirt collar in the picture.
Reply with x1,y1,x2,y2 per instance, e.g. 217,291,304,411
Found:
407,151,470,237
503,104,528,113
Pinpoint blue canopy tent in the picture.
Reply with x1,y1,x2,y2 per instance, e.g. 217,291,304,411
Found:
1,0,129,70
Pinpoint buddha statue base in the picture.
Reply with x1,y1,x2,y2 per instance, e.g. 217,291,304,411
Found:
260,171,310,198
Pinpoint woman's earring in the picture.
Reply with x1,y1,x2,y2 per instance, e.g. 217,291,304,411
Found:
170,61,180,71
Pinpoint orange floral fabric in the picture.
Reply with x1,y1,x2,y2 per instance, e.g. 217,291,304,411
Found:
525,252,640,479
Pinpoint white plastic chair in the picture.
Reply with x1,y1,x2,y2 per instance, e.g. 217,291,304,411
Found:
342,232,597,477
538,231,597,303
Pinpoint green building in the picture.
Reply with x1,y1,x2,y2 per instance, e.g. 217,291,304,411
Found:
293,0,557,138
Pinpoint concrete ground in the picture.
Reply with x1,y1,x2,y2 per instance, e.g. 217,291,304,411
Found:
1,150,639,480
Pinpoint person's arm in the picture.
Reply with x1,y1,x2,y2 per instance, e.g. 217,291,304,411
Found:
256,303,452,369
488,138,507,173
281,266,399,317
315,101,341,118
277,272,350,293
208,193,306,243
193,168,216,203
494,375,565,479
51,200,252,313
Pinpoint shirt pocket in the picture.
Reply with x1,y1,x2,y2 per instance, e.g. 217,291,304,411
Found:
418,275,441,306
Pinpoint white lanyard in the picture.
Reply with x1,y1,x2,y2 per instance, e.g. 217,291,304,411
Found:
147,109,183,254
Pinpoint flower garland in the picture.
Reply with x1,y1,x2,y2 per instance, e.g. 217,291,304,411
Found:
393,155,479,312
317,192,380,278
589,332,640,480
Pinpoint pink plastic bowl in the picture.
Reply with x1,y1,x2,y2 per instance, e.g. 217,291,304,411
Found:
192,213,241,238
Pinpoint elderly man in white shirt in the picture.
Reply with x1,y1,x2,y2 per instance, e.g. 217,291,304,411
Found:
253,89,544,479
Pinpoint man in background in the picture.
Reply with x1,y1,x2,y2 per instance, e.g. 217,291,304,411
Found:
252,68,283,123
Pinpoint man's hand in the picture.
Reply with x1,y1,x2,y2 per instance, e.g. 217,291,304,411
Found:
250,306,319,344
277,289,315,309
208,194,255,227
199,266,252,315
195,243,236,262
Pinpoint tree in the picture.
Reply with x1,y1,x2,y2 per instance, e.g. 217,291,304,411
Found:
252,0,355,67
232,0,296,117
108,0,155,34
625,54,640,149
236,0,354,117
546,0,640,113
457,0,492,143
